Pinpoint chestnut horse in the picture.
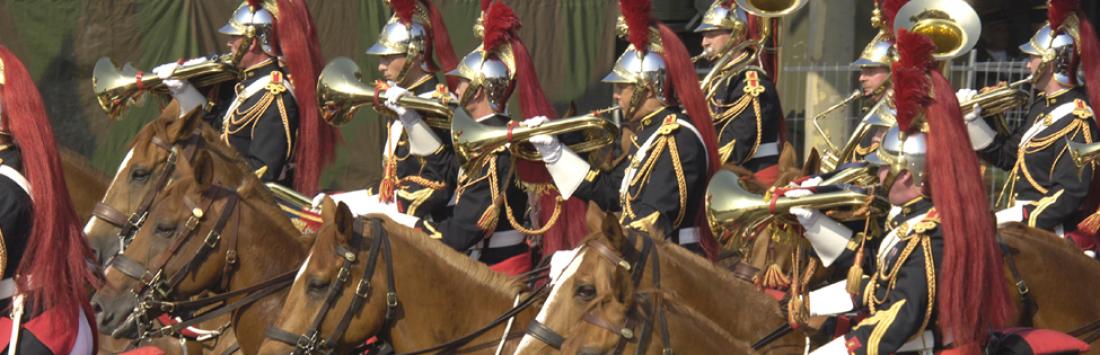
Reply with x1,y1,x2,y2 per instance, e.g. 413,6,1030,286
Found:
90,142,310,354
256,200,542,354
514,212,806,354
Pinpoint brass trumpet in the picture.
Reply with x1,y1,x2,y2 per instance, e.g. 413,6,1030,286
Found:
452,106,619,168
1067,140,1100,168
820,98,896,172
317,57,453,127
705,170,890,242
93,55,240,119
960,77,1031,118
813,89,863,156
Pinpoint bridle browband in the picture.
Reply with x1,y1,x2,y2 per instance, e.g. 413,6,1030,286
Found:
107,183,294,342
524,231,673,355
93,133,204,256
265,216,550,355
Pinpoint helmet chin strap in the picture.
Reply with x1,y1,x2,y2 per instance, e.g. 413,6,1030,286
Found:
396,41,423,85
623,83,648,123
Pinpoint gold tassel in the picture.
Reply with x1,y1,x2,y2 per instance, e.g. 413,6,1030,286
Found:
846,233,867,295
1078,211,1100,235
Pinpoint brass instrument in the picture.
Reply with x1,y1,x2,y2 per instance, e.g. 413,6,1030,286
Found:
265,183,312,211
317,57,453,126
699,0,809,94
819,163,879,187
892,0,981,61
452,106,619,168
960,77,1031,118
1067,140,1100,168
705,170,890,243
820,98,896,171
93,55,240,119
813,89,863,156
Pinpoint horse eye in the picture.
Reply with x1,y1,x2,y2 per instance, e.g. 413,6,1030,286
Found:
154,222,177,237
307,277,329,293
130,167,152,183
575,284,597,301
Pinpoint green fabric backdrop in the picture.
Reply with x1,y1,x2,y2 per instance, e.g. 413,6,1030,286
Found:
0,0,616,191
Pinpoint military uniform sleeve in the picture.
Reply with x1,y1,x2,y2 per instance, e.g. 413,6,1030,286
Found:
396,146,457,218
0,177,32,279
715,70,781,166
1025,120,1097,230
416,151,509,251
840,235,941,355
618,125,706,234
246,91,298,182
976,116,1024,171
572,153,628,214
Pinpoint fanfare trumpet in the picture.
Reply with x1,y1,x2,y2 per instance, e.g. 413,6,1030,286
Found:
812,89,863,158
317,57,452,127
705,170,890,241
960,77,1031,118
452,106,620,168
1067,140,1100,168
820,98,896,172
93,55,240,119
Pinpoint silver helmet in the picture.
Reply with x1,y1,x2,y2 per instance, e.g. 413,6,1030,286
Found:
219,2,277,56
603,45,668,119
852,31,897,68
366,16,430,84
693,1,748,35
1020,20,1083,87
447,46,514,113
867,125,927,188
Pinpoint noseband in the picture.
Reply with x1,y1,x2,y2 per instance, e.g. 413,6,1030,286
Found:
525,231,672,355
93,133,204,256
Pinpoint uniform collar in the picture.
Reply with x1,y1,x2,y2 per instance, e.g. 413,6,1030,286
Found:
0,144,22,171
1042,87,1081,106
241,58,280,81
898,196,933,220
405,74,436,95
637,106,673,129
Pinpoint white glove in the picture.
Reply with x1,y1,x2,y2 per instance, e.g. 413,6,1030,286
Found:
995,205,1025,225
377,208,419,228
784,189,814,198
383,85,413,118
788,207,818,224
789,207,852,267
521,115,551,128
955,88,978,104
310,192,328,210
530,134,564,163
799,176,823,188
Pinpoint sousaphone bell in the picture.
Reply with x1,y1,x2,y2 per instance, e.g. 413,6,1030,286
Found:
892,0,981,61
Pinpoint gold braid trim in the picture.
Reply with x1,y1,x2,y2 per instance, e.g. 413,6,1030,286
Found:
0,227,6,279
1009,118,1090,198
917,235,936,337
223,89,279,141
868,300,907,355
710,92,753,124
398,175,447,190
475,157,502,232
666,135,689,227
1027,189,1065,227
275,96,292,158
867,230,922,312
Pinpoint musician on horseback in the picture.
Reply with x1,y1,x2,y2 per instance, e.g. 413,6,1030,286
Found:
695,0,784,185
964,0,1100,240
319,0,459,221
524,0,722,257
377,2,543,275
158,0,334,195
790,30,1013,354
0,46,98,354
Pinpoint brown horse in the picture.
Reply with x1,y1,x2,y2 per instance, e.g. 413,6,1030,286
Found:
514,212,806,354
256,200,541,354
60,147,110,221
83,102,222,265
90,143,310,354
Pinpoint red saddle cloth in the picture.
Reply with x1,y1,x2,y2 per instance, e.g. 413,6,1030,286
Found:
0,303,96,355
489,251,533,276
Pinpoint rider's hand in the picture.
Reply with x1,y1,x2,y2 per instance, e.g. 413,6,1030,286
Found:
383,85,412,117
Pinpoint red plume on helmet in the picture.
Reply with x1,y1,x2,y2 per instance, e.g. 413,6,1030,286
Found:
893,30,1014,347
882,0,908,36
390,0,416,24
270,0,337,195
892,29,934,133
620,0,722,258
246,0,263,10
424,0,459,88
0,46,98,337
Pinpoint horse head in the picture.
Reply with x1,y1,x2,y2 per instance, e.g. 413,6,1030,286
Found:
84,102,216,266
90,147,250,338
258,201,395,354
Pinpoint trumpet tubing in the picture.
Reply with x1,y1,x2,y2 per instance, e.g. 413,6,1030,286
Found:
1067,140,1100,168
317,57,452,126
452,107,619,167
93,56,239,119
812,89,863,157
960,78,1031,117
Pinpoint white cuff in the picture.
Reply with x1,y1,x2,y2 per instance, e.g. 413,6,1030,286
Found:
545,147,590,199
811,336,849,355
995,205,1025,225
400,114,443,156
330,190,393,216
383,210,419,228
809,280,856,316
173,83,205,118
799,210,853,267
967,118,996,150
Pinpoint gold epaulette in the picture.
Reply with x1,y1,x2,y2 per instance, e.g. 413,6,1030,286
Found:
1074,99,1094,119
911,209,941,235
433,83,451,104
266,71,288,95
656,114,680,135
743,70,766,97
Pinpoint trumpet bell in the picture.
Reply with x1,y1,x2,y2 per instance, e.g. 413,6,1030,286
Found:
892,0,981,61
451,107,619,167
92,56,238,119
317,57,453,127
735,0,809,17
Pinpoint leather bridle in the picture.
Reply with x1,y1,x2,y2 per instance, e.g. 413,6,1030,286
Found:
524,231,672,355
107,184,294,342
93,133,204,256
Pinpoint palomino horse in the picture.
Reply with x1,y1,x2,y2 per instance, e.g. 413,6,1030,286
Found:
60,147,110,220
515,212,806,354
257,200,542,354
91,145,311,354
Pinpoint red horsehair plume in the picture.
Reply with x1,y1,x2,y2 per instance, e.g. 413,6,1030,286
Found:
246,0,263,10
620,0,653,52
482,1,519,54
892,29,935,133
881,0,908,35
481,0,492,12
390,0,417,24
1049,0,1080,30
722,0,736,8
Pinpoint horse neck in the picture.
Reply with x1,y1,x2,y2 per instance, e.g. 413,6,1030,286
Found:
646,242,793,345
385,230,533,350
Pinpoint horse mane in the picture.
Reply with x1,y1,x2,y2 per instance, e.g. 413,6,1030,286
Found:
376,217,525,296
636,289,741,345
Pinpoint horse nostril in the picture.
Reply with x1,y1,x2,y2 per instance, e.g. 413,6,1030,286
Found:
92,300,103,314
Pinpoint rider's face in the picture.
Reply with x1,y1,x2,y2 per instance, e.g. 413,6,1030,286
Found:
700,30,733,57
378,54,407,83
859,66,890,97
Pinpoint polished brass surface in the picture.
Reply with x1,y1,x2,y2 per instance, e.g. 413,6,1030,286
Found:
820,98,896,172
960,77,1031,118
451,106,619,168
813,89,863,157
317,57,452,127
1067,140,1100,168
892,0,981,61
93,56,239,119
705,170,889,242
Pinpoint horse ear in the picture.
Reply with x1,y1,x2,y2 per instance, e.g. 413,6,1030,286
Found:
803,147,821,176
601,211,627,249
191,150,216,190
165,103,202,142
320,196,337,222
334,202,354,240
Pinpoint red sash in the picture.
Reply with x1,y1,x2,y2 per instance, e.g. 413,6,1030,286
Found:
489,251,533,276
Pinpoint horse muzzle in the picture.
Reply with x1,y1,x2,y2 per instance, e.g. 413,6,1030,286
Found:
91,285,140,338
